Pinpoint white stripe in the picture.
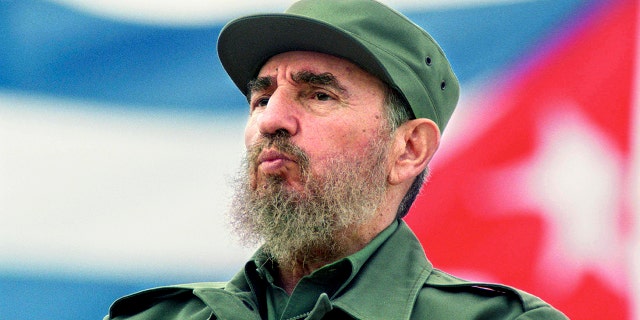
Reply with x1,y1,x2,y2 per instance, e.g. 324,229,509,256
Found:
0,92,255,280
46,0,534,26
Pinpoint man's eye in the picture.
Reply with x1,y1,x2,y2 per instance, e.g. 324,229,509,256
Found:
251,97,269,109
314,92,332,101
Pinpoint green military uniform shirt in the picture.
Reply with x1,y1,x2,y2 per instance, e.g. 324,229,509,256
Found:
106,220,568,319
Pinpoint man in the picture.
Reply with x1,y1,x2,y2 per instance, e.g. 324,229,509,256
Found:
106,0,568,319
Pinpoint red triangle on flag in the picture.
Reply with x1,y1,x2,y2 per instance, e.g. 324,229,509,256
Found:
406,0,637,319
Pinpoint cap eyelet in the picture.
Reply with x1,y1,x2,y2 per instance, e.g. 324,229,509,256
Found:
440,81,446,90
425,56,432,66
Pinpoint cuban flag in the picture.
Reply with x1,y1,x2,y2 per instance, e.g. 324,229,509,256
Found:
1,0,637,319
405,1,639,319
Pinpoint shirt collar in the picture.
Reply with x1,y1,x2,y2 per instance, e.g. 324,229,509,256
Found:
335,219,400,295
331,220,433,320
236,220,432,320
243,220,401,319
246,220,399,284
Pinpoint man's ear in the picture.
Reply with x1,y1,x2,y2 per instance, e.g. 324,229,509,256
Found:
388,118,440,185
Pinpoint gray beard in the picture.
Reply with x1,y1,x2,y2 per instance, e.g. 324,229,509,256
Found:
229,133,391,269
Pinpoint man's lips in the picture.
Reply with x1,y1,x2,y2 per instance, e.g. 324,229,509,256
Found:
257,149,296,173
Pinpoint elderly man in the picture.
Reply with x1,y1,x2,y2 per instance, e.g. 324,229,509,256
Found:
106,0,568,319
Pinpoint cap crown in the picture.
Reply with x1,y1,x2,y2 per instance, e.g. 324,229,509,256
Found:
218,0,459,131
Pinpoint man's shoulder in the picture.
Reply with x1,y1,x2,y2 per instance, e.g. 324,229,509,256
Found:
105,282,227,320
417,269,568,319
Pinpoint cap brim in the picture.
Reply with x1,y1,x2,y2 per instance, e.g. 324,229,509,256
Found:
217,14,391,97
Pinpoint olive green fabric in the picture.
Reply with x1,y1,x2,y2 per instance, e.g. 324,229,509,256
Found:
217,0,460,132
106,220,568,320
254,220,398,319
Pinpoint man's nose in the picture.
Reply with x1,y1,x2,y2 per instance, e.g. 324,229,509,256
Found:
257,88,299,136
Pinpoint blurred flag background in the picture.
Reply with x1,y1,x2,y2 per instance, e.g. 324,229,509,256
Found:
1,0,637,319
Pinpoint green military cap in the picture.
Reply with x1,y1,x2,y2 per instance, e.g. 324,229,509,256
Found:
217,0,459,132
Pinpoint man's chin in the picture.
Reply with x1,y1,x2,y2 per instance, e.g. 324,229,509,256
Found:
253,174,305,194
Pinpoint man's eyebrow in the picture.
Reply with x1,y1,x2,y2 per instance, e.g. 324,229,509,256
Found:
245,70,347,101
292,70,346,93
246,76,274,101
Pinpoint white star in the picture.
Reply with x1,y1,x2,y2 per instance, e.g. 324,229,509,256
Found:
487,101,627,293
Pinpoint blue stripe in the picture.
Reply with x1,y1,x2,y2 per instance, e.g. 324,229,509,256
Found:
1,273,173,319
1,0,591,113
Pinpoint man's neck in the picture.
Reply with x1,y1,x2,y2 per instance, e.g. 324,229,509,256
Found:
273,226,378,294
272,207,398,294
276,259,327,294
